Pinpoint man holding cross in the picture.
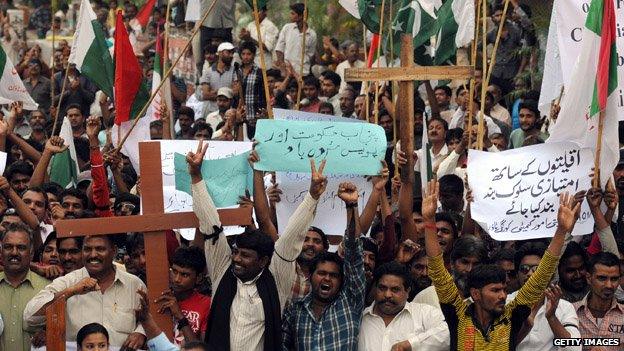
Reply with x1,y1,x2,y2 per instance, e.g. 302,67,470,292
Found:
187,140,326,351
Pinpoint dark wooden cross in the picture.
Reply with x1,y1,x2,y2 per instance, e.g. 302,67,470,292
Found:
48,141,252,350
345,34,474,180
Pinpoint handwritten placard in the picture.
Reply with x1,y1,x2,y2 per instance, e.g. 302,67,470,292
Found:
253,119,387,175
467,142,594,241
275,172,373,236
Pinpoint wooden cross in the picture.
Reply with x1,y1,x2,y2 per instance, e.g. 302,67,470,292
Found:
345,34,474,181
48,141,253,350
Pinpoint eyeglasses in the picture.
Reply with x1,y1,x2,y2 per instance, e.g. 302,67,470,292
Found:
115,202,136,213
519,264,539,274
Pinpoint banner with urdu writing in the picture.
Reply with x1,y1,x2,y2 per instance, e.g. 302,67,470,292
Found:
467,142,595,240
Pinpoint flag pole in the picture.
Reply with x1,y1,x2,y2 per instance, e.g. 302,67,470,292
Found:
476,0,488,150
373,0,386,125
163,0,174,138
363,24,370,123
389,0,399,178
295,0,308,110
252,0,274,119
116,0,218,150
50,11,56,107
484,0,510,89
51,63,72,136
465,0,481,149
593,110,606,188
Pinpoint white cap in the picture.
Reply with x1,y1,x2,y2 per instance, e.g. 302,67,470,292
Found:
217,42,235,53
217,87,234,99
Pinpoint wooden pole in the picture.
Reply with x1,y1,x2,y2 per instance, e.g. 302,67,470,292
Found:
389,0,399,177
363,25,370,123
51,63,71,136
593,110,606,188
252,0,274,119
50,12,55,105
295,0,308,110
373,0,387,125
163,0,173,137
484,0,511,87
466,0,481,149
117,0,218,150
397,35,414,184
46,296,66,351
476,0,487,150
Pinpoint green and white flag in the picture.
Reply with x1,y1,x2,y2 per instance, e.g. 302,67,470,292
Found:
0,45,38,110
388,0,438,57
50,117,79,188
420,113,433,189
548,0,619,187
69,0,114,97
433,0,474,65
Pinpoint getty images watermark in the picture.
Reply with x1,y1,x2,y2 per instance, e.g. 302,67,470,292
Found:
553,338,620,347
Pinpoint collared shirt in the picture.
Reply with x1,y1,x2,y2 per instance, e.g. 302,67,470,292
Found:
23,76,51,111
197,63,237,115
199,0,235,28
428,250,560,351
289,262,311,304
490,103,511,126
486,22,523,80
335,59,365,93
192,181,318,351
449,111,502,137
245,17,279,69
275,23,317,75
24,267,146,347
241,64,265,120
358,301,450,350
574,294,624,350
506,291,581,351
326,94,342,117
147,332,178,351
508,129,549,149
205,110,224,132
0,271,49,351
282,237,365,351
415,143,449,173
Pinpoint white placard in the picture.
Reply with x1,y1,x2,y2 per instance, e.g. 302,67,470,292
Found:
467,142,595,241
275,172,373,236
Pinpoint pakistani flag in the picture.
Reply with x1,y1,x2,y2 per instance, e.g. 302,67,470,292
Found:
388,0,438,58
0,46,38,110
69,0,114,98
432,0,474,65
548,0,619,187
420,113,433,189
50,118,79,188
340,0,384,33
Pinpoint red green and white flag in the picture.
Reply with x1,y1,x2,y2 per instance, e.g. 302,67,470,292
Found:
146,31,173,122
114,10,149,126
69,0,114,98
548,0,619,186
129,0,157,32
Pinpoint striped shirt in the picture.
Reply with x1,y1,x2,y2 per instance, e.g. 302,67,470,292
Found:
282,236,365,351
574,294,624,350
428,250,560,351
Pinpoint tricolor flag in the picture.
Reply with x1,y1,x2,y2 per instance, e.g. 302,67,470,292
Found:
146,31,173,123
432,0,474,65
420,113,433,189
69,0,114,98
548,0,619,187
50,118,79,188
388,0,438,65
0,46,38,110
129,0,157,32
113,10,149,125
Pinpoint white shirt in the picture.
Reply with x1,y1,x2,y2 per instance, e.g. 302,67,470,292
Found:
449,110,501,137
192,181,317,351
415,143,449,173
245,18,279,69
335,59,365,93
205,110,224,131
490,103,511,126
358,301,450,350
436,145,500,180
275,23,317,75
507,291,581,351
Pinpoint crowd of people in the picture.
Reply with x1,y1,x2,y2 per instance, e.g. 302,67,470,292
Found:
0,0,622,350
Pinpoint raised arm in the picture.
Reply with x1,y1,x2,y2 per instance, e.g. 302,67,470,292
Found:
360,161,389,234
586,186,619,255
248,149,278,241
0,176,39,231
397,150,418,242
338,181,366,307
86,116,112,218
29,136,67,187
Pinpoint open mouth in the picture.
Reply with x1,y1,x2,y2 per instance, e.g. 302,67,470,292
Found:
320,283,331,293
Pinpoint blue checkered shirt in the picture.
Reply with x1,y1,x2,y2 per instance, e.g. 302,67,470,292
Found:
241,64,265,120
282,236,365,351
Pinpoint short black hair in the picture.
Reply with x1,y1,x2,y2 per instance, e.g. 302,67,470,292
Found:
182,341,209,351
322,70,341,87
588,252,621,274
519,100,540,118
172,246,207,274
125,233,144,255
60,188,89,209
290,3,305,15
451,235,488,264
191,122,213,139
434,85,452,97
514,241,546,269
73,137,90,164
77,323,109,348
5,160,33,180
266,69,282,80
439,174,464,196
57,236,83,250
428,116,448,131
114,192,140,214
235,229,275,259
446,128,464,143
303,76,320,89
24,186,49,209
467,264,507,289
308,226,329,249
361,237,378,258
492,247,515,264
373,261,412,290
435,212,458,239
65,103,83,114
2,222,33,248
559,241,588,271
178,106,195,121
310,251,344,279
319,102,334,114
239,40,257,56
42,182,63,200
456,85,467,97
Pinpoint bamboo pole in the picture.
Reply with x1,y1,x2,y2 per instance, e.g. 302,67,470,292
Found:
593,110,606,188
389,0,399,177
50,12,55,104
163,0,174,137
295,0,308,110
252,0,274,119
363,25,370,123
373,0,387,125
51,63,71,136
117,0,218,150
484,0,511,89
466,0,481,149
476,0,487,150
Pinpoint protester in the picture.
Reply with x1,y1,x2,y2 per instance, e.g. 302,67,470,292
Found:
275,3,317,76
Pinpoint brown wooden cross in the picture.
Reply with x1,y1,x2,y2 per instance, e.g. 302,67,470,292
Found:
345,34,474,180
47,141,252,350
